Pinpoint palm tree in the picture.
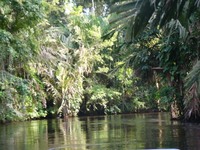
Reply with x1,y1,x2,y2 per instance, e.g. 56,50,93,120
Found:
107,0,200,120
108,0,200,39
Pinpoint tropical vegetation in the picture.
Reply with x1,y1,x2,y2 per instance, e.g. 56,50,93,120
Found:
107,0,200,120
0,0,200,123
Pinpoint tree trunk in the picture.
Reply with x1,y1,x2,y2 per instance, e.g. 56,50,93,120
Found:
62,105,69,121
170,101,179,119
170,74,184,119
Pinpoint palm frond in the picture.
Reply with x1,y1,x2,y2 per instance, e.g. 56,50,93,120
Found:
184,82,200,119
109,9,136,25
107,0,199,41
165,19,188,40
133,0,156,36
107,0,159,41
110,1,141,14
184,60,200,119
107,0,144,41
185,61,200,89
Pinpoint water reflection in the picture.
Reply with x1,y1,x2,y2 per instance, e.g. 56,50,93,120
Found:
0,120,48,150
1,113,200,149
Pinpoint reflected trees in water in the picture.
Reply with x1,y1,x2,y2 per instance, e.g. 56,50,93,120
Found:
1,113,199,149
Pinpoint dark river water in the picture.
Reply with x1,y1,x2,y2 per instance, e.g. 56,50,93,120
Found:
0,112,200,150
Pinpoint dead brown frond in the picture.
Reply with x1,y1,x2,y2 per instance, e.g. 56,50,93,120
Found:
184,82,200,119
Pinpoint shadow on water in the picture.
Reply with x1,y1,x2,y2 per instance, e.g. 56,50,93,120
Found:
0,113,200,150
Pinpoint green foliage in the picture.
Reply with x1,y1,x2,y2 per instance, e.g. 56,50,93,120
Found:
0,0,45,122
156,86,175,111
107,0,200,120
0,71,46,122
30,2,113,117
85,84,121,114
0,0,43,31
0,0,43,67
1,0,200,123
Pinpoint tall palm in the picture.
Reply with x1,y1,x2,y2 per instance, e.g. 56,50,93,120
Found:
108,0,200,120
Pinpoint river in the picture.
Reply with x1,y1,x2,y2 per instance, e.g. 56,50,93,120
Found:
0,112,200,150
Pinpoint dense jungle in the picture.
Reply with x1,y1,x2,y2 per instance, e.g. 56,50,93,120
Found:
0,0,200,123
